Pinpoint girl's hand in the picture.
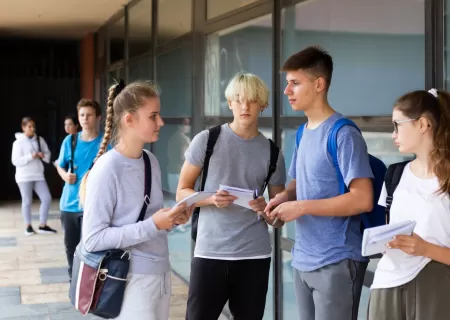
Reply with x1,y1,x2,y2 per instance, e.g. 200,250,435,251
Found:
152,203,191,230
387,233,430,256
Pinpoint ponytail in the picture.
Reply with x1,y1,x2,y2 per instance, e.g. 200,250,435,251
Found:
431,90,450,196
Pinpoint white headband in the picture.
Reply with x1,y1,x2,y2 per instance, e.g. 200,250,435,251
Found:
428,88,438,98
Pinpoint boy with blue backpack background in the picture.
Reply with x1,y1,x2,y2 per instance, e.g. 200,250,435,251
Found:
265,46,386,320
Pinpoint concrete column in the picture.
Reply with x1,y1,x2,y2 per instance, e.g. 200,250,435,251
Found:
80,33,95,99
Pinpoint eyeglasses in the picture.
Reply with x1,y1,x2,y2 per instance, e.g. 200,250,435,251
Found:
393,118,417,134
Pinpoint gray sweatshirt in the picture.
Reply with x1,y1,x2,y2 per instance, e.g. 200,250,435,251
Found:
82,149,169,275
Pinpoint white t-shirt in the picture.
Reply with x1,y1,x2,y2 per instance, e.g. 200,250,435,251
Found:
371,162,450,289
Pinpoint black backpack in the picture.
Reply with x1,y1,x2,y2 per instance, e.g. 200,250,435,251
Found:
384,160,410,223
191,125,280,242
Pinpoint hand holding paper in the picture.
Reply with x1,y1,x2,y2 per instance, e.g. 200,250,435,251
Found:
172,191,216,209
211,190,237,208
362,220,416,256
387,232,429,257
218,185,254,210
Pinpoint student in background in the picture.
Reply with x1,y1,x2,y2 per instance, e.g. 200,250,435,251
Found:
56,99,104,281
54,115,79,168
64,114,79,135
81,81,193,320
368,89,450,320
178,73,286,320
12,117,56,235
266,46,373,320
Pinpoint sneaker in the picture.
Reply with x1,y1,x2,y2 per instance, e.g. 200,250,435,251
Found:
25,226,36,236
37,225,57,234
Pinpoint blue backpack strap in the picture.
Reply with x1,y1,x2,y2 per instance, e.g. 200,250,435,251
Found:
327,118,360,194
295,123,307,148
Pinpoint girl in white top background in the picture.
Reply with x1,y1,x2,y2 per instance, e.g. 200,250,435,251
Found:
11,117,57,236
368,89,450,320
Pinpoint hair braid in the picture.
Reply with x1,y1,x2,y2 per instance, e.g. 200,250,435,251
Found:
93,87,115,163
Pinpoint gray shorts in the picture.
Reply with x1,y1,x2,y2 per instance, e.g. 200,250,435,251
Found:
293,259,368,320
368,261,450,320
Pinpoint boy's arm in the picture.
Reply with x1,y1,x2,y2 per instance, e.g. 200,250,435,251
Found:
270,127,373,221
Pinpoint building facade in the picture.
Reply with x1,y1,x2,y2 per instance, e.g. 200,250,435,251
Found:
92,0,449,318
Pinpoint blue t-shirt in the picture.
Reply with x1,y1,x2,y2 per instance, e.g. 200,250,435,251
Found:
57,132,108,213
288,112,374,272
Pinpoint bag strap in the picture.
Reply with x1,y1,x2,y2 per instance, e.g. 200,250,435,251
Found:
69,133,77,172
199,125,221,191
384,161,409,224
327,118,361,194
295,123,307,148
136,151,152,222
37,136,42,152
262,139,279,193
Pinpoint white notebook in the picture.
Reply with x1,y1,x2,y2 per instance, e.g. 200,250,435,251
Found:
362,220,416,257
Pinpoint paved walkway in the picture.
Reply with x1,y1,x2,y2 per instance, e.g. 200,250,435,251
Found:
0,201,189,320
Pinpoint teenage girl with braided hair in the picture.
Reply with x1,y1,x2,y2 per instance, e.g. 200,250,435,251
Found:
368,89,450,320
79,80,193,320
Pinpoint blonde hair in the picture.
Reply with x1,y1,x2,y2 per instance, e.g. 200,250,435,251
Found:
224,73,270,109
79,80,161,206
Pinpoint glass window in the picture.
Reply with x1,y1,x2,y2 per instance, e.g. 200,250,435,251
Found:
445,0,450,89
154,123,193,280
207,0,259,20
129,55,152,82
158,0,191,45
109,15,125,63
152,43,193,281
156,45,193,117
281,0,425,117
205,14,273,117
129,0,152,58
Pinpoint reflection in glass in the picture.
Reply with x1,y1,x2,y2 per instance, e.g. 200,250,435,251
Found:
158,0,191,44
154,123,192,281
129,56,152,82
128,0,152,58
281,0,424,117
157,44,193,117
207,0,258,20
205,15,273,117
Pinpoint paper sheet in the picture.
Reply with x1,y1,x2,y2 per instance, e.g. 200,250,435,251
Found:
219,184,254,210
173,191,216,209
362,220,416,257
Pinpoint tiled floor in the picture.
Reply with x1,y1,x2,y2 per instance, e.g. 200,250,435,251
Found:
0,201,190,320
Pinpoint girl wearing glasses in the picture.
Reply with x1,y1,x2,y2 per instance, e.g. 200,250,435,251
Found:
368,89,450,320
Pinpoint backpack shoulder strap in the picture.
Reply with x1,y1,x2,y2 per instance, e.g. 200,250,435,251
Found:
137,151,152,222
37,136,42,152
384,160,409,223
327,118,360,194
200,125,221,191
262,139,280,192
69,133,77,172
295,123,307,148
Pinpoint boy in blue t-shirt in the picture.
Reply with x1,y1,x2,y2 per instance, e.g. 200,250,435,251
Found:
265,47,374,320
56,99,106,280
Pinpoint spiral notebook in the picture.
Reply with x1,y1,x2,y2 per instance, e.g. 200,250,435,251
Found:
362,220,416,257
